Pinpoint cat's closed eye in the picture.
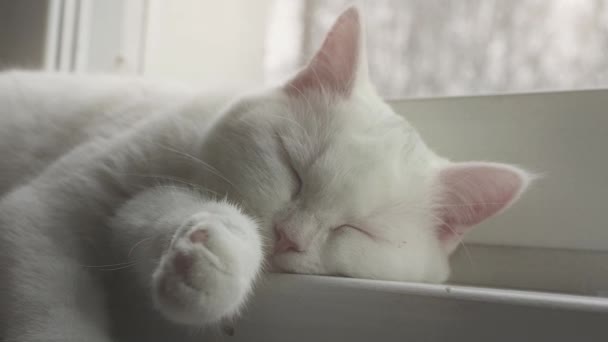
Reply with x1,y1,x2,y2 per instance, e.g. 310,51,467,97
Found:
277,135,302,198
288,162,302,198
333,224,374,239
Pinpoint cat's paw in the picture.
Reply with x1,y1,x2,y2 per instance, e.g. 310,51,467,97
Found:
152,202,263,325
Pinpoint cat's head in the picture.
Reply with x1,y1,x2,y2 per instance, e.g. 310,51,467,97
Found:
201,7,531,283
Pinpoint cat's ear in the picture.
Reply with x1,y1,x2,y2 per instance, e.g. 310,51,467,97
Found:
284,6,369,97
434,162,532,254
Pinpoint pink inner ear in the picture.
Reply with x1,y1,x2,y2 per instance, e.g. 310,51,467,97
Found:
437,163,528,243
285,7,361,97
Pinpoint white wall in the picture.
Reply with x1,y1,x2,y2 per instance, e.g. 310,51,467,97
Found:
143,0,274,88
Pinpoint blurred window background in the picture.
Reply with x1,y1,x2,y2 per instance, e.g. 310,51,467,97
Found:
1,0,607,98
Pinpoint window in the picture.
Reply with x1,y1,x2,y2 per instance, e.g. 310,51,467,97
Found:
4,0,607,98
266,0,608,98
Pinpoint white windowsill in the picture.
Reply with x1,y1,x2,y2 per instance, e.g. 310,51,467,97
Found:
202,273,607,341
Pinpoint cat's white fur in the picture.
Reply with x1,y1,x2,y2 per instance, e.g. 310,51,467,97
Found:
0,7,530,342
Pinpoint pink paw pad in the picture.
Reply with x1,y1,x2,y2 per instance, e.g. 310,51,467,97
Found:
172,252,193,276
189,229,209,244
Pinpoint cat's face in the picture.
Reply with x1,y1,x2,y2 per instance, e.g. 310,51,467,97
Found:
201,7,530,283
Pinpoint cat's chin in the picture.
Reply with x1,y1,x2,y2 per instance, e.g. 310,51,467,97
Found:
265,263,285,273
265,259,300,274
265,256,289,273
268,254,324,276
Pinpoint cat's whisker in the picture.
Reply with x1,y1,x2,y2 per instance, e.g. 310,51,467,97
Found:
80,261,138,269
432,216,477,271
95,263,140,272
120,172,220,197
128,236,154,258
459,241,477,276
153,143,238,190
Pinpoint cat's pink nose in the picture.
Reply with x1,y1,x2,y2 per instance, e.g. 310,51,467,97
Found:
273,227,301,254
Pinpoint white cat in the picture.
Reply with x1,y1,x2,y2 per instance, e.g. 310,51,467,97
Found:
0,7,530,342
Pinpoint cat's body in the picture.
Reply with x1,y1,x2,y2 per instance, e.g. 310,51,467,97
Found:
0,72,238,341
0,8,530,342
0,72,196,192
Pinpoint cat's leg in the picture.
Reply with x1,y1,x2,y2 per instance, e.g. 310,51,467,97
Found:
111,187,264,325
